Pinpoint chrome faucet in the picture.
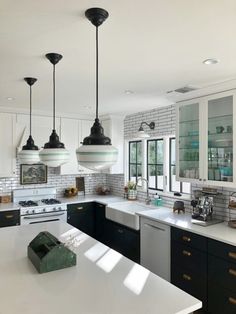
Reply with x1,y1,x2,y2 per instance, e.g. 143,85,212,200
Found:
137,177,151,205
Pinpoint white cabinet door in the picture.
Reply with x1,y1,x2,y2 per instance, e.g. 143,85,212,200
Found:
16,114,60,150
176,90,236,187
102,116,124,174
176,100,202,183
204,91,236,187
60,118,79,175
78,119,96,174
0,113,16,177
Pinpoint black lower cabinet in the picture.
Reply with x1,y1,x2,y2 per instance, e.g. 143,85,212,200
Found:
208,282,236,314
67,202,95,237
171,227,208,312
207,239,236,314
67,201,140,263
95,203,107,242
0,210,20,227
104,220,140,263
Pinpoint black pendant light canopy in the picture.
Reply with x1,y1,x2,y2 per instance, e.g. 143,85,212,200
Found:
22,77,38,150
82,8,111,146
43,53,65,149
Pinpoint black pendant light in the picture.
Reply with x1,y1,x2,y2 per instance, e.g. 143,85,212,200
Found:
76,8,118,171
18,77,40,164
39,53,69,167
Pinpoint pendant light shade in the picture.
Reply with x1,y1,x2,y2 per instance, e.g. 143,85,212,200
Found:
39,53,69,167
76,8,118,171
18,77,40,164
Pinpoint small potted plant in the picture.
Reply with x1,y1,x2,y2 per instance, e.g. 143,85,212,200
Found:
127,181,137,200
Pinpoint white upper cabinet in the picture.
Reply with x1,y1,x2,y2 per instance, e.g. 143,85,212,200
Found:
60,118,95,175
0,112,17,177
176,90,236,187
16,114,60,151
78,119,96,174
101,115,124,174
60,117,80,175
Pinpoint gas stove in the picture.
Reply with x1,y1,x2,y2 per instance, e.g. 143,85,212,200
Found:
13,188,67,225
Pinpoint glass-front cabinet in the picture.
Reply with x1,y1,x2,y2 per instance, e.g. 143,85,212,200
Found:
177,102,200,181
176,90,236,187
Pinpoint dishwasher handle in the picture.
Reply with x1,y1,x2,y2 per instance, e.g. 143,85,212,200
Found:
143,223,166,232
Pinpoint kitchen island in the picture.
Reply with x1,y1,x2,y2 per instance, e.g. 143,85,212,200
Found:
0,221,201,314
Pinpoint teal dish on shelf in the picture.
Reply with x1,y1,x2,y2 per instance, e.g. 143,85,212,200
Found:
188,131,199,136
190,141,199,148
220,167,233,176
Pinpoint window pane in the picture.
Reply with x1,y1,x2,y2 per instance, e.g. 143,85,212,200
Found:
137,165,142,181
171,165,180,192
130,142,137,163
148,141,156,164
130,165,137,182
182,182,191,194
137,142,142,164
157,140,164,163
170,139,176,165
157,165,164,190
148,165,156,188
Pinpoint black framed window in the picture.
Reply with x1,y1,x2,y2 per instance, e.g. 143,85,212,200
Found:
170,137,190,194
129,141,142,183
147,139,164,191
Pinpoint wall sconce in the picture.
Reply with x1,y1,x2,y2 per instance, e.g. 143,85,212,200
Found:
137,121,155,138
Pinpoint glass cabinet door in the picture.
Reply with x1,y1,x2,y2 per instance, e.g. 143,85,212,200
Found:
207,95,233,183
178,103,200,180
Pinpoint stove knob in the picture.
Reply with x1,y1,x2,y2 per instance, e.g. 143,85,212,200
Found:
53,207,57,211
26,210,29,214
59,207,62,211
43,208,46,212
32,209,35,214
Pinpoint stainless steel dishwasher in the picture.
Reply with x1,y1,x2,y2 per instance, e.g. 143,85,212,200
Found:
140,217,170,281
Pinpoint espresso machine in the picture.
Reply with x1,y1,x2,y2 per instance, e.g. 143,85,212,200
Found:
191,190,222,226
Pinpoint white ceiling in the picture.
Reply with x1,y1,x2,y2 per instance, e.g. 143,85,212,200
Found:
1,0,236,116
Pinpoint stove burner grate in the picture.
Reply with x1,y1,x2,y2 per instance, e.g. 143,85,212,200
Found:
41,198,61,205
19,200,38,207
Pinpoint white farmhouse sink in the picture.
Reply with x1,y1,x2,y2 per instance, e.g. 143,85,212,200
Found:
106,201,155,230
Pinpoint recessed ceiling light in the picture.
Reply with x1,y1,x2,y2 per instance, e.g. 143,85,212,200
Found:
6,97,15,101
203,58,219,65
125,90,134,95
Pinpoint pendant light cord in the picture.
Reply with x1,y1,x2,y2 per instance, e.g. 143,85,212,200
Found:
96,26,98,120
29,85,32,136
53,63,56,130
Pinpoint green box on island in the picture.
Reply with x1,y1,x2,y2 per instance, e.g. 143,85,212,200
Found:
28,231,76,273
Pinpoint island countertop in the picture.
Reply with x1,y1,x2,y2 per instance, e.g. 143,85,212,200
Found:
0,222,201,314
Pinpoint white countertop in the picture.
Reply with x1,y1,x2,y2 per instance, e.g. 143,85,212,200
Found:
138,207,236,246
0,195,124,212
2,194,236,246
0,222,201,314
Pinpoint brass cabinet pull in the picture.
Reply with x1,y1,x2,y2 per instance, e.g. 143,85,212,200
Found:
182,236,191,242
229,269,236,277
182,250,191,257
229,297,236,305
5,215,14,219
182,274,191,281
229,252,236,260
77,207,83,210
